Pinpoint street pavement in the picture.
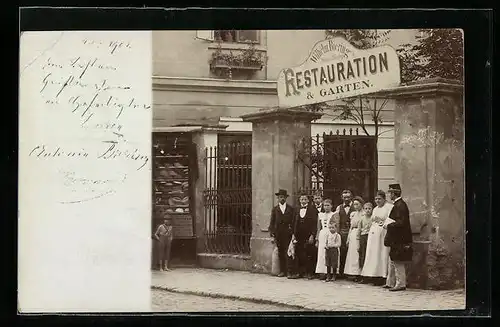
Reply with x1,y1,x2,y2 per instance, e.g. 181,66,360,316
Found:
152,289,301,312
151,268,465,312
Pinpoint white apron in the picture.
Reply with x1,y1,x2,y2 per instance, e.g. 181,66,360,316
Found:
361,202,394,277
343,212,361,276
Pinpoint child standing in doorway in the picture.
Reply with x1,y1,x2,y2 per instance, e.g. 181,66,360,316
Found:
155,216,174,272
324,218,341,281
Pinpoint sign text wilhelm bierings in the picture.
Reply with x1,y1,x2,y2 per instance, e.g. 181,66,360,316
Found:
277,38,401,108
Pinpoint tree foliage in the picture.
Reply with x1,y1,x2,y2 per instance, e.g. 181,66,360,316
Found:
325,29,392,49
304,29,464,134
397,29,464,84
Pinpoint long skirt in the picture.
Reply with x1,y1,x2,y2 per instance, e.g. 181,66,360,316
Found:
361,224,391,278
343,227,360,276
315,228,327,274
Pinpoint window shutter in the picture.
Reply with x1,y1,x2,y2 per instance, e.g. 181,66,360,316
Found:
196,30,214,41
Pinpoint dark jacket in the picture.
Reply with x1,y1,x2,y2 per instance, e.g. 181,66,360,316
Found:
384,198,413,262
314,204,325,213
336,202,355,234
269,203,295,238
293,204,318,242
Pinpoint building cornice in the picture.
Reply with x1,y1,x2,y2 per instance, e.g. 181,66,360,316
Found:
153,76,463,99
153,76,278,95
375,79,463,98
153,124,228,133
241,107,323,123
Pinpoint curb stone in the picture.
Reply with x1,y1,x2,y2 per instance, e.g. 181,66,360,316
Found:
151,285,314,311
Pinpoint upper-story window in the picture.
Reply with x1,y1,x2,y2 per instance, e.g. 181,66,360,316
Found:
215,30,259,43
196,30,260,44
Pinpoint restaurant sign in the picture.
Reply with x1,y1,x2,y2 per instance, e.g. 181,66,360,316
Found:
277,37,401,108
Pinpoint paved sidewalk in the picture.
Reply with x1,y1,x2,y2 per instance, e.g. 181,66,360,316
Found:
151,268,465,312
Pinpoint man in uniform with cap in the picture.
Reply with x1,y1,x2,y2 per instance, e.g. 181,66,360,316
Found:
383,183,413,291
269,189,295,277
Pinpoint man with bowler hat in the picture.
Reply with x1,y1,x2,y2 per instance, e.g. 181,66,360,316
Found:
269,189,295,277
383,183,413,291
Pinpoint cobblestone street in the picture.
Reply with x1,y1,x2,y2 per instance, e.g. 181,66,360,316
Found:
152,289,301,312
151,268,465,312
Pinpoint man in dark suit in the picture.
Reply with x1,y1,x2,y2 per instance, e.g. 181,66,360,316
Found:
383,183,413,291
335,189,354,279
269,189,295,278
290,193,318,280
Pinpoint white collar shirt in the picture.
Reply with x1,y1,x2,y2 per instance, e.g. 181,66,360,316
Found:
279,202,287,214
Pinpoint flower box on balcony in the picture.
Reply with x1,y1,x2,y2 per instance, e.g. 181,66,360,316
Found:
209,43,266,78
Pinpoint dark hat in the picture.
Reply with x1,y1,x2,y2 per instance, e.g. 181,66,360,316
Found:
275,189,289,197
388,184,401,192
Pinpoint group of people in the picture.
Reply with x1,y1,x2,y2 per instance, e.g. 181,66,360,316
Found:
268,184,413,291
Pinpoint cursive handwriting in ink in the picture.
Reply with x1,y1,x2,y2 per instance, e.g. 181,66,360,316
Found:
60,170,127,187
97,141,149,171
29,145,89,158
59,189,116,204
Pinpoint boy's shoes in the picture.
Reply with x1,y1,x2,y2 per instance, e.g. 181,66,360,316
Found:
159,268,164,272
382,285,392,289
307,274,314,280
331,275,336,281
277,273,286,277
319,274,327,281
389,286,406,292
287,274,300,279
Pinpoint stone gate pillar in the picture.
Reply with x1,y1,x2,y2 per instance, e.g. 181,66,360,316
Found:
390,78,465,289
241,108,322,273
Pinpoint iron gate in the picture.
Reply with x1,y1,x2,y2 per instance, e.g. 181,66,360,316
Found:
295,128,377,204
203,140,252,254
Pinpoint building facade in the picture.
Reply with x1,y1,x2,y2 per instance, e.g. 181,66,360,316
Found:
152,29,409,267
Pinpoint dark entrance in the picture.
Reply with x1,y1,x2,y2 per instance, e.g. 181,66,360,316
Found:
295,128,377,206
152,132,197,268
203,134,252,254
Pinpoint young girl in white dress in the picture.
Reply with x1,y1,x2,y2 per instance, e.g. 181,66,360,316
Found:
343,196,364,281
361,190,394,285
315,199,336,279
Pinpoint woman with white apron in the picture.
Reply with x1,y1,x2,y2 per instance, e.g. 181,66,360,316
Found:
361,190,394,285
343,196,364,281
315,199,336,279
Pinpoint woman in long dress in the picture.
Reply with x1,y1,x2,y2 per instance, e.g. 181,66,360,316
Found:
361,190,394,285
315,199,336,279
343,196,364,281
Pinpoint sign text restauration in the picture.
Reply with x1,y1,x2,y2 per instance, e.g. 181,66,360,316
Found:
277,38,401,108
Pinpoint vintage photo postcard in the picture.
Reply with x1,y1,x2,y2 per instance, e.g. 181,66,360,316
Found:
18,28,466,313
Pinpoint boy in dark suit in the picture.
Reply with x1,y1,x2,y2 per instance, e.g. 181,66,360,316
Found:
269,189,295,277
290,193,318,279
